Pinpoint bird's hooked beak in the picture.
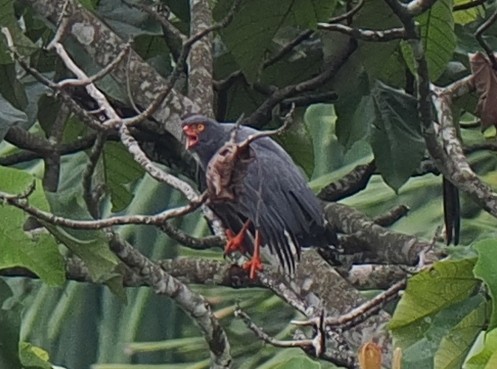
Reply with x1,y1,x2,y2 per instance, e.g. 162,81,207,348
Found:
182,124,199,150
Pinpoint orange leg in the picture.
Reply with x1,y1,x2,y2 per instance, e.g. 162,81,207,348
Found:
224,220,251,255
243,229,263,279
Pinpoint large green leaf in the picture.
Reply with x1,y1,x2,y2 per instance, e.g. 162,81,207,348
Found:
434,299,486,369
474,239,497,329
304,104,341,179
0,166,65,285
214,0,335,82
354,0,402,79
103,142,144,212
335,93,374,152
370,81,425,192
402,0,455,81
45,190,119,283
419,0,455,81
390,258,478,329
398,295,485,369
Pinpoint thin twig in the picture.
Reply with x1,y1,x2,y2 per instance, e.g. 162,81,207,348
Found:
475,10,497,71
123,0,185,60
0,187,207,230
57,45,130,88
235,308,322,355
326,279,405,329
83,133,107,218
244,41,356,128
291,280,405,331
263,30,314,69
317,23,406,42
318,161,376,202
159,222,224,249
373,205,410,227
453,0,486,11
46,8,70,48
235,308,352,367
119,124,200,201
238,104,295,148
329,0,365,23
51,42,121,122
121,0,242,128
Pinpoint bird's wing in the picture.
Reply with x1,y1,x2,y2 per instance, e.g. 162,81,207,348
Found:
226,126,326,273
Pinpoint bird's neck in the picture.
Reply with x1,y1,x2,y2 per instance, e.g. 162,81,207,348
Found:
194,130,231,169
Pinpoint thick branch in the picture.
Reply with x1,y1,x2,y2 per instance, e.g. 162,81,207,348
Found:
188,0,214,117
325,203,434,265
108,234,232,369
22,0,198,140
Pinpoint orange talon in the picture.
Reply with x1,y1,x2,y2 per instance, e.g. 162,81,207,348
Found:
224,220,251,255
243,230,263,279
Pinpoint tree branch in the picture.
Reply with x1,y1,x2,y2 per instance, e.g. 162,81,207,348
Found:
108,234,232,369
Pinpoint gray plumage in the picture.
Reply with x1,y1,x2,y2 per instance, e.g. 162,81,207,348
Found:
182,115,328,274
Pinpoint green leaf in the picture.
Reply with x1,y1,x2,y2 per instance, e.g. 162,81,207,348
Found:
0,167,65,285
370,81,425,192
271,356,321,369
0,283,22,369
434,299,486,369
103,142,144,212
214,0,335,82
390,258,478,329
304,104,340,179
278,109,314,177
474,239,497,329
0,63,28,113
43,223,118,284
0,0,37,64
288,0,336,29
398,295,485,369
261,48,323,87
336,94,374,152
419,0,455,80
0,91,28,140
402,0,455,81
453,0,483,25
354,0,402,78
44,186,119,282
466,328,497,369
20,342,53,369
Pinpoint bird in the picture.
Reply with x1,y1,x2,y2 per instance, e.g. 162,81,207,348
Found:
181,115,329,278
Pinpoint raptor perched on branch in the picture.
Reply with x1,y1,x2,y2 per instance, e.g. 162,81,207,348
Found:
182,115,331,278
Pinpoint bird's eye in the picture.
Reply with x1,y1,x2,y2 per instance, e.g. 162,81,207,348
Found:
196,123,205,132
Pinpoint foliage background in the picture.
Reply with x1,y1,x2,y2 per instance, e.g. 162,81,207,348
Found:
2,0,497,368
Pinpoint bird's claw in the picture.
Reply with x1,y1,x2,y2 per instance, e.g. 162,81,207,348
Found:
224,220,251,255
243,256,263,280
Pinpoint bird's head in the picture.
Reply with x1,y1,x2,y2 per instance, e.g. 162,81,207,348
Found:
181,115,227,166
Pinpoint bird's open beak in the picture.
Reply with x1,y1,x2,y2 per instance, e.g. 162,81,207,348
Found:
182,125,198,150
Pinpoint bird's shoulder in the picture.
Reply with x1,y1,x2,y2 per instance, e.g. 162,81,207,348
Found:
221,124,292,163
